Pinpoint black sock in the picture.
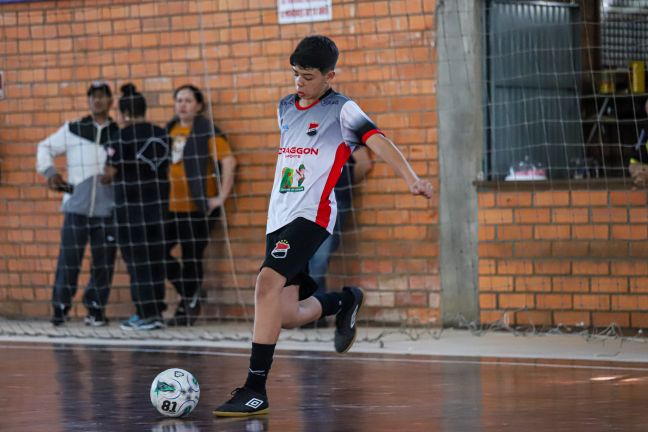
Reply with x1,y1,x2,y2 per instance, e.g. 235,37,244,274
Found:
244,342,276,395
314,289,354,317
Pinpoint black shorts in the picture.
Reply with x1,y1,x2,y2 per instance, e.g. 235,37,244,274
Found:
261,217,329,299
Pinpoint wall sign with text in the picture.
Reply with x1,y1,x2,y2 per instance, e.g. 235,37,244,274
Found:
278,0,332,24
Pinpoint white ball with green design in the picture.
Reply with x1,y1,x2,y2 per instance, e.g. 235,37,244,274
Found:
150,368,200,418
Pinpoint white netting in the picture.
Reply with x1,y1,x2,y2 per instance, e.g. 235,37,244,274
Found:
1,0,647,346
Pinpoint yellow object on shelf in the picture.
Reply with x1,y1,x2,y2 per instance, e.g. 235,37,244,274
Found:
630,60,645,93
599,69,615,94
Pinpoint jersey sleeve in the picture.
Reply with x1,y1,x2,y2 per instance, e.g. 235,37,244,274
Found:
340,100,383,146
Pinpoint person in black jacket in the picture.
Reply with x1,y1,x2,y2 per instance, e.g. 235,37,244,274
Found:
103,83,170,330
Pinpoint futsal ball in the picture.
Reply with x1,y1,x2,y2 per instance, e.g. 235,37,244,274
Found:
150,368,200,418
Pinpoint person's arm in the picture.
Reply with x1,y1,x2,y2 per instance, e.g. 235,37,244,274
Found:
365,134,433,198
218,154,237,200
36,124,71,191
208,134,237,211
352,146,372,184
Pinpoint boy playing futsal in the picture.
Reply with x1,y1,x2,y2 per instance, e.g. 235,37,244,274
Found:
213,35,433,417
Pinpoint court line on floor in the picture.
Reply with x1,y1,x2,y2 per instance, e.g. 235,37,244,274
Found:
2,339,648,372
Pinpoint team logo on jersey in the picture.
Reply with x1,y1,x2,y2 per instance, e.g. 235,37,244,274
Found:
278,147,319,158
279,164,306,193
307,122,319,136
271,240,290,259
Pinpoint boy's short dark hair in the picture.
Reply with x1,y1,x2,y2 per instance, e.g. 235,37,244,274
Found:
289,35,339,73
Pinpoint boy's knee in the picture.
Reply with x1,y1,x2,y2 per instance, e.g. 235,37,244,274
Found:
255,268,285,299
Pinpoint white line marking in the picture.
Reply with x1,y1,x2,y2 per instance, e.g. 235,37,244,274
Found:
2,342,648,372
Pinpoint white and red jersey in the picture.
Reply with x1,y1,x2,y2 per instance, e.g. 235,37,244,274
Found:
267,89,382,234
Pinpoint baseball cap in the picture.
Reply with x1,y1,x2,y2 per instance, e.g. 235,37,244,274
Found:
87,81,112,97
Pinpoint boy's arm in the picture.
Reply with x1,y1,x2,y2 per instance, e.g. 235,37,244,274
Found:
365,134,433,198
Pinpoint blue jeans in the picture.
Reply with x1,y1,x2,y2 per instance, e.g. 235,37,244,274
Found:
309,209,349,294
52,213,117,311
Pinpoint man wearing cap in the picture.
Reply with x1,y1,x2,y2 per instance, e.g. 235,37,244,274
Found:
36,81,120,326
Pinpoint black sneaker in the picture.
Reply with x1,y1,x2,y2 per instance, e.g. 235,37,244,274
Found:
213,387,269,417
84,308,109,327
51,305,70,327
167,291,203,327
334,286,364,353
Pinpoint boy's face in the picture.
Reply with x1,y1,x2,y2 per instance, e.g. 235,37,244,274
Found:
293,65,335,100
88,90,112,118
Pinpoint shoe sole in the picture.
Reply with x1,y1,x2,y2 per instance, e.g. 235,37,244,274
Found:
121,324,164,331
338,287,365,354
212,408,269,418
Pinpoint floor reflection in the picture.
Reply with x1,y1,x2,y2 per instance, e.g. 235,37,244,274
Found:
2,343,648,432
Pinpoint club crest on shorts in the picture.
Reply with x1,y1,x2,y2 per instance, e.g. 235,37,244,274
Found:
271,240,290,259
307,122,318,136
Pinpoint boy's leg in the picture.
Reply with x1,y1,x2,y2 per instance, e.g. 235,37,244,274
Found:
214,218,329,417
212,267,286,417
281,285,323,329
252,267,288,343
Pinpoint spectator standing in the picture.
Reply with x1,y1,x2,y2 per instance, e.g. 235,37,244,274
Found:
103,83,170,330
165,84,237,326
36,81,119,326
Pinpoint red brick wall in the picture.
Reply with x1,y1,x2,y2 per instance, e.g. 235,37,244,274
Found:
0,1,439,323
479,187,648,329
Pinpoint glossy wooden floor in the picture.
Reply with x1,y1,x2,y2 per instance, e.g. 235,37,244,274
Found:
2,342,648,432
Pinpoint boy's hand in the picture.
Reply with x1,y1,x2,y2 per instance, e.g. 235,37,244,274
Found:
409,179,434,198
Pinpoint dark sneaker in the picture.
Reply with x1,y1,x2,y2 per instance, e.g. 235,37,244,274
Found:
84,308,109,327
334,286,364,353
167,290,203,327
213,387,269,417
51,305,70,327
120,316,164,331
